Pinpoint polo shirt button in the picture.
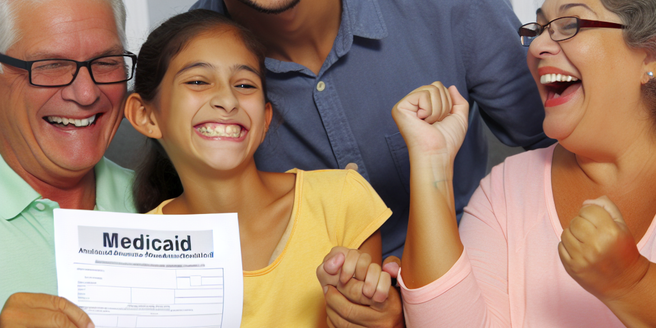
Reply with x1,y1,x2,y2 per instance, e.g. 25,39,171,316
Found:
35,203,46,211
316,81,326,92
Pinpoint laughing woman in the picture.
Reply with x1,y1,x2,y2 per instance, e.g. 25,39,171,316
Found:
392,0,656,326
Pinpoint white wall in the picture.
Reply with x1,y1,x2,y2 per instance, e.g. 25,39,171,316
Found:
511,0,543,23
123,0,197,54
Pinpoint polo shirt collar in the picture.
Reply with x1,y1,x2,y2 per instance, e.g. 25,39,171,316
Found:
0,154,41,221
0,155,131,220
93,157,134,212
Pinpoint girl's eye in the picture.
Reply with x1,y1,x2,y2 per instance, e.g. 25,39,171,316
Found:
236,84,256,89
185,80,208,85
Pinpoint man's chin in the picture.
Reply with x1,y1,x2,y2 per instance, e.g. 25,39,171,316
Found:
44,151,105,175
236,0,300,14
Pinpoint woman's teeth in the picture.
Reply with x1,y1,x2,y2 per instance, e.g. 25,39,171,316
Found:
197,124,243,137
46,115,97,127
540,73,579,84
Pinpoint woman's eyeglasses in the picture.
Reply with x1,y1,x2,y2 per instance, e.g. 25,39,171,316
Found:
518,16,625,46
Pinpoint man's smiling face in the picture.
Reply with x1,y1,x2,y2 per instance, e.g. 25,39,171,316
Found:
0,0,126,184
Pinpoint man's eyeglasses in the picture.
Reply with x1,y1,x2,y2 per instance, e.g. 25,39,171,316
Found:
518,16,625,46
0,52,137,87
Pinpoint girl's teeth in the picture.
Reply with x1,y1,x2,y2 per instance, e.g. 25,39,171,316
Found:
198,124,243,137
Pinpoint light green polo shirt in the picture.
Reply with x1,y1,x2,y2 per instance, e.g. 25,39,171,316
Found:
0,155,135,307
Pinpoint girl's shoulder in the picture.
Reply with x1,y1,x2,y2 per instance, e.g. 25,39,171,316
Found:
288,168,373,192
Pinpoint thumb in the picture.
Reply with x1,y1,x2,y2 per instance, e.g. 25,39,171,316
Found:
323,252,346,275
582,195,625,224
447,86,469,119
382,256,401,279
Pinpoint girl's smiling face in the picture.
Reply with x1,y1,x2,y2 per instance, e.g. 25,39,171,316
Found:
527,0,649,150
153,28,271,175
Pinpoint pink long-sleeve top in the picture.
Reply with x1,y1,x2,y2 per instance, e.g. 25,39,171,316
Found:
399,145,656,327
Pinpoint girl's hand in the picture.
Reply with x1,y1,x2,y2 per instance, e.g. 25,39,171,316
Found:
317,247,404,328
391,82,469,161
559,196,651,302
317,247,391,303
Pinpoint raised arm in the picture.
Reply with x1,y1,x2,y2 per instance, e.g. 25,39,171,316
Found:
392,82,469,288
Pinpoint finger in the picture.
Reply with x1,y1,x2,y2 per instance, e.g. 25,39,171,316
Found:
344,163,358,171
47,295,93,328
560,227,584,261
447,85,469,117
372,271,391,303
317,254,345,288
324,286,368,328
354,252,372,282
396,89,427,112
362,263,382,298
441,86,470,142
322,246,350,263
557,241,575,272
382,256,401,279
568,215,597,243
2,293,93,328
407,90,433,120
340,249,362,285
428,81,451,123
582,195,625,224
418,82,449,123
578,203,616,231
324,252,346,276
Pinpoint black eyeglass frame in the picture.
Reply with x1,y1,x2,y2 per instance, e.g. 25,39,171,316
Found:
518,16,626,46
0,52,138,87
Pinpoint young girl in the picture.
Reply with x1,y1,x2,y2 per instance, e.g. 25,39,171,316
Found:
124,9,391,327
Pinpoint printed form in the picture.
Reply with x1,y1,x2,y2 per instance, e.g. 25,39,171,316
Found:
54,209,243,328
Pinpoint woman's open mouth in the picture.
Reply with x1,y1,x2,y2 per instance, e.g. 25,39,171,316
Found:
541,73,582,107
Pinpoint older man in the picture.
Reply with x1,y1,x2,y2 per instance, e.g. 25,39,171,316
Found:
0,0,134,325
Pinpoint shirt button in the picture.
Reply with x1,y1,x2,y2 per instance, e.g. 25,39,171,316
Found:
35,203,46,211
316,81,326,92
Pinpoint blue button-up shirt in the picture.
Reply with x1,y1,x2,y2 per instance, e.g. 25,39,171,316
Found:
191,0,553,258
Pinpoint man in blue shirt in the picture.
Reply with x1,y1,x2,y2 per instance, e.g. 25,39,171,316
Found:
191,0,551,325
192,0,550,257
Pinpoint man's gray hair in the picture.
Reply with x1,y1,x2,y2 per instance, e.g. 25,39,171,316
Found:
0,0,127,73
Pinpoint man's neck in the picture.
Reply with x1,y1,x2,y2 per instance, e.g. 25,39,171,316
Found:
225,0,342,75
1,151,97,210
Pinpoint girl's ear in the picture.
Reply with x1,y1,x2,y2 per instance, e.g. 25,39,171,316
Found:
125,93,163,139
264,101,273,132
261,102,273,143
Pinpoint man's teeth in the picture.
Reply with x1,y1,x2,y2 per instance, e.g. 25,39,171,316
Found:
46,115,97,127
541,73,579,84
197,124,243,137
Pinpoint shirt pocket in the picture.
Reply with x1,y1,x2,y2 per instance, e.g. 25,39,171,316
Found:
385,132,410,196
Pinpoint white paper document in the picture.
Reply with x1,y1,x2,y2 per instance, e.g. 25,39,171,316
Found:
54,209,243,328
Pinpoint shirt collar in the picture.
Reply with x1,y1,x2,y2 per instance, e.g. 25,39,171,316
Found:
210,0,388,74
0,154,41,221
0,155,134,220
93,157,135,213
332,0,388,58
